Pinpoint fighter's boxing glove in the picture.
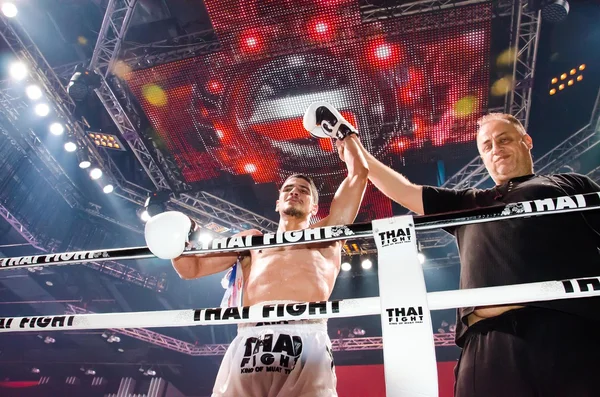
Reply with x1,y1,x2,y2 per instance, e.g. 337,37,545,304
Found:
144,211,194,260
303,102,358,140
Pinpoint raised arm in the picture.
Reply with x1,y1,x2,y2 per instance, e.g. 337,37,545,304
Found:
357,140,425,215
318,135,369,227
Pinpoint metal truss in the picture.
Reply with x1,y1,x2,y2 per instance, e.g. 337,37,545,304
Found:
441,0,541,191
588,165,600,184
121,28,221,70
89,0,137,79
66,304,456,356
360,0,497,21
0,202,162,291
0,203,45,252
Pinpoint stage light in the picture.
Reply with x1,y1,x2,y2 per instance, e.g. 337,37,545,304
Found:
341,262,351,271
103,184,114,194
242,32,263,52
579,64,585,71
34,103,50,117
375,44,392,60
25,85,43,100
558,84,565,90
90,168,103,180
549,88,556,95
9,62,27,80
567,80,573,86
361,258,372,270
198,232,213,246
569,69,576,75
560,73,567,80
49,122,64,136
577,75,583,81
551,77,558,84
146,369,156,376
315,21,329,34
207,80,223,94
79,160,91,169
140,210,151,222
87,131,125,151
1,3,17,18
67,66,101,102
85,369,96,376
117,348,124,353
31,367,40,374
64,141,77,152
417,252,426,264
541,0,569,23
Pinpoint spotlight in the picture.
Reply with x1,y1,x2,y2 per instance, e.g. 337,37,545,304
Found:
103,184,114,194
117,348,124,353
541,0,569,23
417,252,426,264
44,336,55,344
25,85,43,100
64,141,77,152
77,150,91,168
90,168,102,180
579,64,585,71
361,259,372,270
45,281,53,287
577,75,583,81
341,262,351,272
9,62,27,80
31,367,40,374
140,210,151,222
87,132,125,151
34,103,50,117
352,327,365,336
84,369,96,376
79,160,91,169
198,232,214,246
101,332,108,338
144,191,171,217
49,123,64,136
145,369,156,376
1,2,17,18
549,88,556,95
67,65,101,102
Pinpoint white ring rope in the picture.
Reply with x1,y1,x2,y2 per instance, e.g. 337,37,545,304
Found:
1,275,598,333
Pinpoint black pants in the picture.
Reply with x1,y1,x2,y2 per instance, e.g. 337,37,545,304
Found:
454,307,600,397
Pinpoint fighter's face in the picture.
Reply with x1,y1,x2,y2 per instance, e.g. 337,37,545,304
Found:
276,177,318,219
477,119,533,185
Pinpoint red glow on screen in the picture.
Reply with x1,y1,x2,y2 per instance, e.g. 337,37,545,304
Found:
207,80,223,94
368,40,402,67
310,19,333,41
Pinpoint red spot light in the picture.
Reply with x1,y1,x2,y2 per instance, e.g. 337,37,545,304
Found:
375,44,392,60
309,19,333,41
207,80,223,94
367,40,402,67
242,32,263,52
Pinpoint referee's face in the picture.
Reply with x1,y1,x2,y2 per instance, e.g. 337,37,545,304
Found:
477,119,533,185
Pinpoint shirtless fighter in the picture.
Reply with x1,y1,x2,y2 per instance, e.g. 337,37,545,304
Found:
144,103,368,396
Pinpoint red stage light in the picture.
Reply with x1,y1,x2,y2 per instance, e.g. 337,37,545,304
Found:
315,21,329,34
242,33,263,52
207,80,223,94
367,40,401,67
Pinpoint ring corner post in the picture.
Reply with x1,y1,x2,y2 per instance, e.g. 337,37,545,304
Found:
372,215,439,397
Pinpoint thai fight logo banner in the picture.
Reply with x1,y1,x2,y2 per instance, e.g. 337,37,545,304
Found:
372,215,438,397
239,333,303,375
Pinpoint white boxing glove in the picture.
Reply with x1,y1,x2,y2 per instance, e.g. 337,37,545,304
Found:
144,211,193,260
303,101,358,140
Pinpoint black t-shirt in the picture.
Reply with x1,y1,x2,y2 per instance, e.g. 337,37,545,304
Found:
422,173,600,346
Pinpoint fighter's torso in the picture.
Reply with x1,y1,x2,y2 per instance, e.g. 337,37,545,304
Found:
241,241,341,306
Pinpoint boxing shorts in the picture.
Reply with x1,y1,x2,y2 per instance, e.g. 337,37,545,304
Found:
212,302,337,397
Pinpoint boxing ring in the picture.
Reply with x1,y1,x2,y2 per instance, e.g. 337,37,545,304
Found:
1,192,600,397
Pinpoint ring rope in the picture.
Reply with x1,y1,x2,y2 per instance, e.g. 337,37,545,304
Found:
0,192,598,270
1,275,599,333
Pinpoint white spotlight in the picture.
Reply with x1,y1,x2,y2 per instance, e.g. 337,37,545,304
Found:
90,168,102,180
2,3,17,18
9,62,27,80
103,184,114,194
140,210,151,222
64,141,77,152
79,160,91,169
25,85,43,100
361,259,373,270
417,252,426,264
49,122,64,136
341,262,352,272
198,232,213,246
34,103,50,117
